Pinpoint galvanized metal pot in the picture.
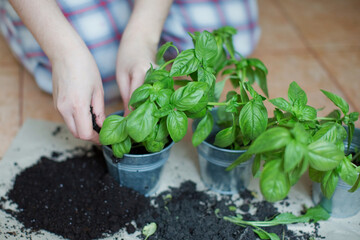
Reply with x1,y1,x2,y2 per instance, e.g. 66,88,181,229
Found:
102,111,174,196
312,127,360,218
193,109,253,194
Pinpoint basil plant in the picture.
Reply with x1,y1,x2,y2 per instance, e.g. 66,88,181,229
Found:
228,82,360,202
99,26,269,158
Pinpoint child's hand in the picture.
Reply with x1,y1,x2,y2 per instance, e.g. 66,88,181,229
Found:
115,0,173,115
52,48,106,144
116,35,156,116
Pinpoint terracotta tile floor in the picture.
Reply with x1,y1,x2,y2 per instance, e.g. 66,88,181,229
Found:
0,0,359,159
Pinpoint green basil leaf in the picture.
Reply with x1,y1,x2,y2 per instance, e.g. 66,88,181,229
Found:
144,140,166,153
224,36,236,59
226,91,238,102
195,30,218,63
252,154,261,177
299,105,317,121
170,49,200,77
271,212,310,224
339,155,358,186
288,157,309,186
128,84,152,108
321,89,349,114
198,67,216,89
214,25,237,36
185,108,207,119
308,167,325,183
349,112,359,122
192,111,214,147
260,159,290,202
292,123,310,145
99,115,127,145
144,65,154,82
167,110,188,142
349,175,360,192
188,32,197,42
144,69,171,86
222,68,235,76
171,82,208,111
153,105,172,118
142,222,157,240
284,140,304,172
321,170,339,199
307,141,344,171
347,122,355,153
244,82,259,99
112,137,131,158
326,109,341,120
302,205,330,222
156,89,173,107
198,67,216,101
227,152,253,171
312,122,347,151
208,36,227,73
269,98,292,112
253,229,280,240
155,118,169,141
246,66,255,84
126,101,158,142
248,58,268,75
239,99,268,141
214,127,235,148
254,68,269,98
156,42,178,65
153,80,166,91
288,81,307,107
214,79,226,102
247,127,292,155
230,74,240,88
236,59,248,69
274,109,284,122
174,79,191,86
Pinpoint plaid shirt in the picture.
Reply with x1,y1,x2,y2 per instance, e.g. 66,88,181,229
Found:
0,0,260,102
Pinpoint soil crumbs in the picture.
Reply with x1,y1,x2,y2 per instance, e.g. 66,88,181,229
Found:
0,147,319,240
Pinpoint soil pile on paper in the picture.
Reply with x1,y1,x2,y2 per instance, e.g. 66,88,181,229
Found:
2,147,149,240
137,181,311,240
1,147,316,240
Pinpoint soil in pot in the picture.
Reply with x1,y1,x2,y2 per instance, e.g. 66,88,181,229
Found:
0,146,323,240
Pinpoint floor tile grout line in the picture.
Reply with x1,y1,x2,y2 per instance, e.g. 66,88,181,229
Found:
273,0,360,113
19,66,24,127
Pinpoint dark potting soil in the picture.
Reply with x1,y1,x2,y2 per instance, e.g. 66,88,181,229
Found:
90,106,101,134
1,146,320,240
2,146,150,240
136,181,312,240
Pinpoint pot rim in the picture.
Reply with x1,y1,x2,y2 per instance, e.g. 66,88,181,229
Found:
103,140,175,159
200,139,247,154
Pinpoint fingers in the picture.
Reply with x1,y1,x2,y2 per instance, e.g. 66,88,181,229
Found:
117,71,131,114
73,101,100,144
117,66,148,116
62,111,78,137
130,70,147,94
55,94,103,144
91,87,106,128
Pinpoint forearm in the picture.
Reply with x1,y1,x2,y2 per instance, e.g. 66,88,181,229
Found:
9,0,87,63
123,0,173,48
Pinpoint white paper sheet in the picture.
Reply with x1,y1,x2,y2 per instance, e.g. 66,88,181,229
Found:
0,119,359,239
